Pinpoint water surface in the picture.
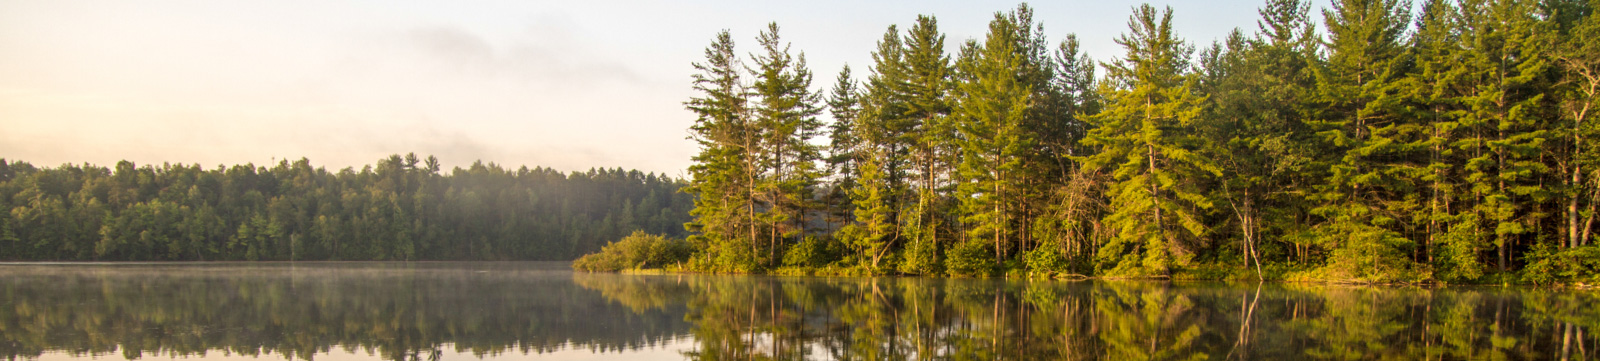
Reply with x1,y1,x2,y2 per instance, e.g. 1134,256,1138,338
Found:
1,262,1595,360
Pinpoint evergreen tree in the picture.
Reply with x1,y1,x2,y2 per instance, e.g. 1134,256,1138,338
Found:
848,24,913,271
747,22,825,267
823,66,863,244
1202,0,1322,280
1408,0,1484,280
1451,0,1556,274
683,30,761,272
1081,5,1219,276
946,5,1063,275
1310,0,1423,281
1026,33,1104,275
950,10,1034,276
1552,0,1599,248
897,15,958,276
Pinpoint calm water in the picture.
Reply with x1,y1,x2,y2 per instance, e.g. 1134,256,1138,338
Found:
1,262,1596,360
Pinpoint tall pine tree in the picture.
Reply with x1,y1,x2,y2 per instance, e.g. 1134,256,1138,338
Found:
1082,5,1219,276
684,30,760,272
1310,0,1423,281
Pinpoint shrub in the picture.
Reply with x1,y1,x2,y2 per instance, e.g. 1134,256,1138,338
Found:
782,236,840,268
1521,244,1600,285
1022,246,1070,277
944,240,996,277
1310,222,1428,283
572,231,692,272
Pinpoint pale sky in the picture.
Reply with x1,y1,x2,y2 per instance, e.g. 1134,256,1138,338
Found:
0,0,1332,176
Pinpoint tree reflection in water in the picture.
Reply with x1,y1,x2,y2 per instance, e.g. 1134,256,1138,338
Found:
1,263,1597,360
0,263,691,361
575,274,1600,360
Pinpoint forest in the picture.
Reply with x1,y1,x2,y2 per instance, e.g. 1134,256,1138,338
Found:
666,0,1600,283
0,154,693,261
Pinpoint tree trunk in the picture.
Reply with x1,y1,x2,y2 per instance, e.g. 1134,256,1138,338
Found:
1583,179,1598,246
1148,144,1162,240
1572,164,1582,249
1497,125,1508,274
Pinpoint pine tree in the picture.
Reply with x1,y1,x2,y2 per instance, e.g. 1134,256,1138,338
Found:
845,25,912,271
824,66,863,234
748,22,825,267
683,30,760,272
847,17,959,273
1551,0,1599,248
1081,5,1219,276
1202,0,1322,280
1408,0,1485,281
896,15,957,275
1310,0,1423,281
1452,0,1556,274
950,10,1035,276
1025,33,1103,275
1050,34,1102,160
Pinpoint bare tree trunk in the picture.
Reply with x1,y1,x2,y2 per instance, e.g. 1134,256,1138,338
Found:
1562,322,1573,361
1497,125,1508,274
1440,124,1452,261
1572,163,1583,248
995,166,1004,261
1148,144,1162,260
1227,190,1264,282
1583,180,1598,246
1247,198,1263,282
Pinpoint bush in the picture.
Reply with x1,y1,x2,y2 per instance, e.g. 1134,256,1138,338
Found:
1309,222,1428,283
944,240,997,277
1521,244,1600,285
1022,246,1070,277
572,231,692,272
782,236,840,268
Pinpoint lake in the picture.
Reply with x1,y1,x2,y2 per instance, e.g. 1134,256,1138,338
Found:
0,262,1594,360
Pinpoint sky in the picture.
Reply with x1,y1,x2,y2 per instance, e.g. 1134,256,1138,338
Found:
0,0,1334,177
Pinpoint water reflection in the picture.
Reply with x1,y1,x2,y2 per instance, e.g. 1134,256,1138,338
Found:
0,263,690,361
2,263,1597,360
575,274,1600,360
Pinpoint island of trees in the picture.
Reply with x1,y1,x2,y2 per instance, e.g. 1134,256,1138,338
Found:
0,154,693,261
581,0,1600,284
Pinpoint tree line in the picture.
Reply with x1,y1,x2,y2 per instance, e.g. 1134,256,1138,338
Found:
0,154,692,261
675,0,1600,282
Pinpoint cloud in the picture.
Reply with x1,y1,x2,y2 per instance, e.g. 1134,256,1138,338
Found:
0,2,697,175
393,25,647,90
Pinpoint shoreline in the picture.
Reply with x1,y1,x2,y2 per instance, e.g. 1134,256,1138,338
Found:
605,266,1600,289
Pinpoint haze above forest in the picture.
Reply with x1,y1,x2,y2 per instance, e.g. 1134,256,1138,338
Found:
1,0,1287,176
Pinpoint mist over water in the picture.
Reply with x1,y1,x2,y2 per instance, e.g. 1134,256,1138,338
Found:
1,262,1595,360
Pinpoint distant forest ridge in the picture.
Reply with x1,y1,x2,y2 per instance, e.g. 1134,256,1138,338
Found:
0,154,694,261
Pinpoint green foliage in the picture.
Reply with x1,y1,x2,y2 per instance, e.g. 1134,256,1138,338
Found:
1021,245,1071,276
682,24,826,272
1081,5,1219,276
672,0,1593,283
896,217,943,275
0,156,692,261
573,231,693,272
781,236,840,268
1521,243,1600,285
943,239,997,277
1307,222,1428,283
951,6,1042,269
